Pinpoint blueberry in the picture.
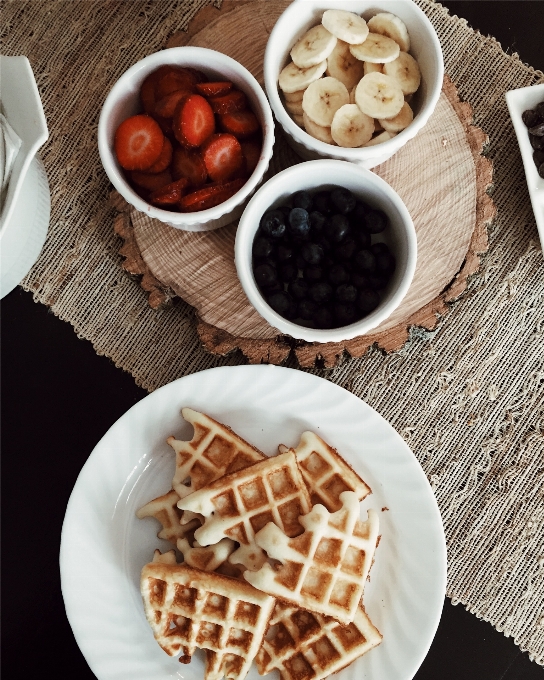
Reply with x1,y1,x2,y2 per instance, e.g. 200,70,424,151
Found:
371,242,391,256
358,288,380,313
260,209,286,238
278,262,298,283
336,284,358,303
365,210,388,234
355,229,371,249
351,271,370,289
254,263,277,288
331,187,356,214
367,273,389,290
325,214,350,243
288,208,311,240
375,252,396,275
315,307,334,329
296,253,307,270
313,191,332,215
328,263,350,286
309,210,327,233
348,201,367,228
262,281,283,294
335,302,357,326
292,190,313,211
318,235,332,251
277,244,295,263
268,291,295,317
334,237,357,260
310,281,333,304
289,278,309,300
530,133,544,150
253,235,273,259
305,265,324,282
354,249,377,273
298,299,318,320
301,242,324,265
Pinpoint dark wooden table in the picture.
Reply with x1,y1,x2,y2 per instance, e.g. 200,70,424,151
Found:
2,3,543,678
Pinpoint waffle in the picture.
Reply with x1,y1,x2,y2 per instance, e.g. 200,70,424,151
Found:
244,491,379,624
177,536,236,573
141,550,276,680
136,489,201,546
256,600,382,680
178,450,312,571
170,408,266,499
279,431,371,511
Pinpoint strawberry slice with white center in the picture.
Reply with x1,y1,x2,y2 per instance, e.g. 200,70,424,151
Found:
114,114,165,171
173,94,215,148
201,133,243,182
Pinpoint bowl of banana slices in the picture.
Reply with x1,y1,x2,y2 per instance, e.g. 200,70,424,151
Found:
264,0,443,169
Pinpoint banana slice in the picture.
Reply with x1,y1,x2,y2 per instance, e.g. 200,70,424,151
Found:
364,61,383,75
350,33,400,64
349,85,357,104
321,9,369,45
284,89,306,103
293,113,305,127
364,130,397,146
367,13,410,52
278,60,327,94
291,25,337,69
331,104,374,147
379,101,413,131
355,72,404,119
383,51,421,95
302,111,336,144
284,98,304,116
326,39,366,90
302,76,349,127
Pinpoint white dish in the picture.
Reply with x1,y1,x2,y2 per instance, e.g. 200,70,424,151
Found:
505,83,544,249
235,160,417,342
264,0,443,169
98,47,274,232
60,365,446,680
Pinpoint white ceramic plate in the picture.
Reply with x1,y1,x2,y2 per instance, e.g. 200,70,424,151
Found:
60,365,446,680
505,83,544,249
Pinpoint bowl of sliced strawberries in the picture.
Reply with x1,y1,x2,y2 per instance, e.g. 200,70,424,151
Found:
98,47,274,231
264,0,443,169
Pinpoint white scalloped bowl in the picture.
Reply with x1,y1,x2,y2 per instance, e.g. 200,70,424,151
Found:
235,159,417,343
264,0,443,169
98,47,274,232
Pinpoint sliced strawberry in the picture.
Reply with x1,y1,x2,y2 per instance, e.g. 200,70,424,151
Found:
185,67,207,84
153,90,192,119
171,147,207,188
130,169,172,191
149,178,190,207
153,114,174,138
140,65,174,114
179,178,245,212
155,67,197,99
240,139,262,174
219,110,260,139
208,89,247,115
201,133,243,182
115,114,164,171
145,137,173,173
173,94,215,148
196,81,233,98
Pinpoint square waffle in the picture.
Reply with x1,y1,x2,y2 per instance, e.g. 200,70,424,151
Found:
244,491,379,624
177,537,236,573
256,601,382,680
141,550,276,680
279,431,371,511
178,450,312,571
136,489,201,546
170,408,266,499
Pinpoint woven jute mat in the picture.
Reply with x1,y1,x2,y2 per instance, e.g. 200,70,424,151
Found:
4,0,543,664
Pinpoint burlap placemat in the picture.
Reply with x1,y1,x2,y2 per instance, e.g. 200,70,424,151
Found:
4,0,543,664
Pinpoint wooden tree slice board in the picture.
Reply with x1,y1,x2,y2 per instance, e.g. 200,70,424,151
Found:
114,0,495,368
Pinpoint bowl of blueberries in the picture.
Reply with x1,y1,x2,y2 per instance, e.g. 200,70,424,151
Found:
235,159,417,342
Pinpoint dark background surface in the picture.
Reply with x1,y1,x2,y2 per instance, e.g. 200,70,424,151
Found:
2,2,544,679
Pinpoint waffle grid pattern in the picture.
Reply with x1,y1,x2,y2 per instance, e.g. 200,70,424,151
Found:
136,489,200,545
